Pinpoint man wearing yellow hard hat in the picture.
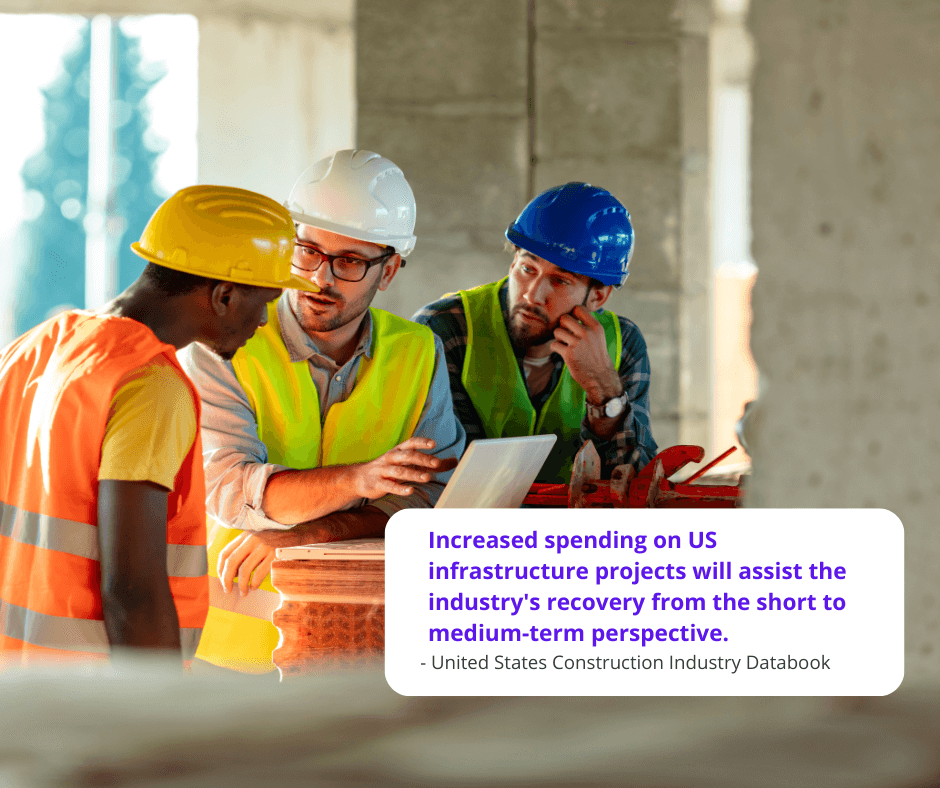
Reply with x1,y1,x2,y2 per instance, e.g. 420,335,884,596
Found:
180,150,465,675
0,185,311,666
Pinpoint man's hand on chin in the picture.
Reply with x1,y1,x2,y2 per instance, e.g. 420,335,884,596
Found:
218,507,389,595
550,305,621,402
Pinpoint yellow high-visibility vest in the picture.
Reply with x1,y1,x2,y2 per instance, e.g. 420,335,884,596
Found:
459,277,621,483
195,302,435,673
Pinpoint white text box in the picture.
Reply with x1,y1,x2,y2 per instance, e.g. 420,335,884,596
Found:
385,509,903,696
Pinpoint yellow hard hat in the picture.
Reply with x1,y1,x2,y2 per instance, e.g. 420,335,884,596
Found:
131,185,319,292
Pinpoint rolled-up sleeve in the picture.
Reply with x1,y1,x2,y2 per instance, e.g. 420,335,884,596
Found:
177,342,294,532
370,334,466,516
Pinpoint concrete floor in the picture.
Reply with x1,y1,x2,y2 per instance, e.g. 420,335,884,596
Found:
3,666,939,787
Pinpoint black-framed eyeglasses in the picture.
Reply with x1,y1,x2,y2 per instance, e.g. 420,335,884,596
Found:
291,239,397,282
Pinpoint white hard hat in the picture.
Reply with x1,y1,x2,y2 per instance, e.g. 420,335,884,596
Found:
284,149,417,257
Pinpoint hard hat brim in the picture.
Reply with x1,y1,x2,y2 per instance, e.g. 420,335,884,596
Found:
131,243,320,293
288,210,416,258
505,228,627,287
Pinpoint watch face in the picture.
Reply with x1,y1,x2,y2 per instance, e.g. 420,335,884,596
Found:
605,395,625,418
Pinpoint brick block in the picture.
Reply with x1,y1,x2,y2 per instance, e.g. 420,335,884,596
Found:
535,33,679,158
535,158,680,289
357,0,527,104
357,110,528,237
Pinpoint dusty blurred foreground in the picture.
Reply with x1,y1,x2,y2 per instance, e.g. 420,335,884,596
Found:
2,662,939,787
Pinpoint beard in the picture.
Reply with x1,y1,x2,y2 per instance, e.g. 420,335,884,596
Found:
507,284,595,351
507,304,557,350
289,276,381,334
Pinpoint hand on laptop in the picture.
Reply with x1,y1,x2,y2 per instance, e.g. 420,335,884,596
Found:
351,437,456,499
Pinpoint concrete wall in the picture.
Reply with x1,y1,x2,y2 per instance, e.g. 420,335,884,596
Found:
198,7,355,199
358,0,712,451
356,0,529,318
748,0,940,682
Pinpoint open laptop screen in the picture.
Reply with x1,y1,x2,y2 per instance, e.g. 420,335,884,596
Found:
434,435,556,509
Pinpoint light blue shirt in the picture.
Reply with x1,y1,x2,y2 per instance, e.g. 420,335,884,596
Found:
178,293,465,531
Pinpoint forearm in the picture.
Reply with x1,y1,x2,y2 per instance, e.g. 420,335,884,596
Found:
101,577,182,655
583,368,625,440
255,505,390,548
581,322,658,473
97,479,183,658
261,465,364,525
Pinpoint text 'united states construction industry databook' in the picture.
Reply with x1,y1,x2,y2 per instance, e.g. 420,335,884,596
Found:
384,509,903,696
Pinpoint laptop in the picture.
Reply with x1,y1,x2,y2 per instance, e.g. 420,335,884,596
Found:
434,434,556,509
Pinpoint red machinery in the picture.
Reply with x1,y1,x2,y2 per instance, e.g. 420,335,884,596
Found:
522,443,744,509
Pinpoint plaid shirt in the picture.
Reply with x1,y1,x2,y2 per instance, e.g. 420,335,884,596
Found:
412,281,658,477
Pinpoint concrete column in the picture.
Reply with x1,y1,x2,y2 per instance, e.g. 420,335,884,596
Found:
533,0,710,449
677,2,713,452
356,0,529,319
749,0,940,682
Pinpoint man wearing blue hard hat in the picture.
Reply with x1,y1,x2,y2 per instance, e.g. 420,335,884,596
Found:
414,182,657,483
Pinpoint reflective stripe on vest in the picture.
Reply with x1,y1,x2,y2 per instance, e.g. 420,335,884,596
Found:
0,311,209,664
0,501,207,578
0,598,203,661
459,278,621,483
195,303,435,673
1,597,109,654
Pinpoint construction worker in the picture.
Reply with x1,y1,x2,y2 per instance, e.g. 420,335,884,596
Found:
180,149,464,674
414,182,657,483
0,185,311,665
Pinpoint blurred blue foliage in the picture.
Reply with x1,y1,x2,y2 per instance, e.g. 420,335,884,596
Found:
15,20,166,335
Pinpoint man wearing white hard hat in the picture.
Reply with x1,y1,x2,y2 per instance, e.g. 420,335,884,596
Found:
179,150,465,674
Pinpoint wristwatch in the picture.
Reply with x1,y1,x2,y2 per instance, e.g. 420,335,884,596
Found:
586,391,627,420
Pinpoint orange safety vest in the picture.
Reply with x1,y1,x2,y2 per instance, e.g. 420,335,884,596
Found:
0,312,209,664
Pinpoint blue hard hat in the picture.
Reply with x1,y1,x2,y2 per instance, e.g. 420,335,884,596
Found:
505,182,634,287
